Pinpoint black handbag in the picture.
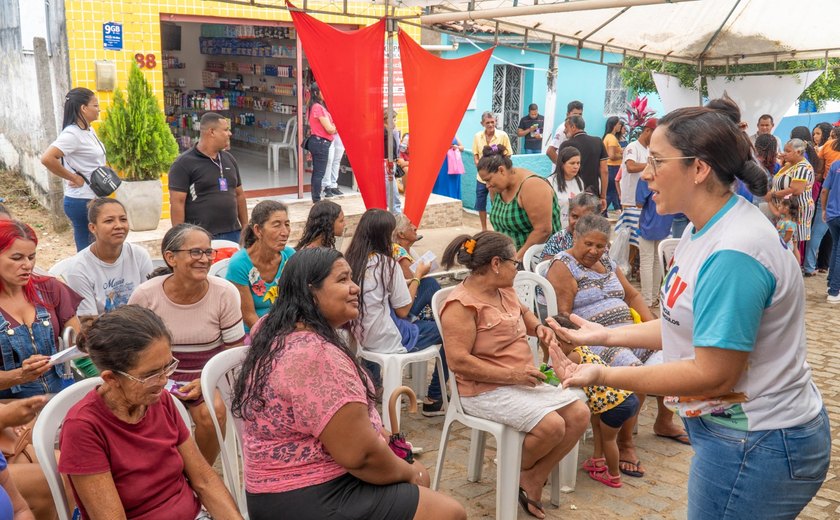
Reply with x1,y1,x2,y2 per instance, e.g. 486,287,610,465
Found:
394,164,407,178
83,166,122,197
301,135,313,151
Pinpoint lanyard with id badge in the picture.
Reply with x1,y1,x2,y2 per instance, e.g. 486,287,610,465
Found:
211,154,228,192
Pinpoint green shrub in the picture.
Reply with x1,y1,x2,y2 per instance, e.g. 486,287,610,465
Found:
99,63,178,181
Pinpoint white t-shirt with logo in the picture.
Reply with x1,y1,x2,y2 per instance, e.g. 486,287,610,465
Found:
50,124,106,199
620,140,648,207
354,253,412,354
548,125,567,149
63,243,154,316
660,195,822,431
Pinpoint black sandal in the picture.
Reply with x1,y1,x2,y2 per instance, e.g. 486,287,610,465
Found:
518,487,545,518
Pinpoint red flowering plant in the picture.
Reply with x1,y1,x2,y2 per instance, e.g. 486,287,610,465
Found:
626,96,657,141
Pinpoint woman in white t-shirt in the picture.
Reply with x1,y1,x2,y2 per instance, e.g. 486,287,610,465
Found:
550,147,585,228
553,102,829,520
41,88,106,251
63,198,153,317
345,209,448,416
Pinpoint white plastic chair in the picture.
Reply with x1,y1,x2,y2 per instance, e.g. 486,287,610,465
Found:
522,243,546,272
431,286,579,520
267,122,297,173
358,345,448,432
48,257,75,280
201,346,249,518
534,258,552,279
211,239,241,251
514,271,559,358
33,378,191,520
209,257,231,278
658,237,680,279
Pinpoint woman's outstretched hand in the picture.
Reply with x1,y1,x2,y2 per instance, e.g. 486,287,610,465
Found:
546,314,609,347
562,363,604,389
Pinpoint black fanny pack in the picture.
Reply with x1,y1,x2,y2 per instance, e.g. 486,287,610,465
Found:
83,166,122,197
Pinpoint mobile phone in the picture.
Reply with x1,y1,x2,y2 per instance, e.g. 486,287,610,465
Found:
164,379,191,398
548,314,579,330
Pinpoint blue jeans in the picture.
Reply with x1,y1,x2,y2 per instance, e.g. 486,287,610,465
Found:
475,182,489,212
683,407,830,520
213,229,241,243
606,165,621,211
308,136,331,202
522,148,541,154
672,215,690,238
410,278,440,317
805,199,829,273
64,196,93,252
827,217,840,296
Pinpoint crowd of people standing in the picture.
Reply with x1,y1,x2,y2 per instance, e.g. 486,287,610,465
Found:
0,77,829,520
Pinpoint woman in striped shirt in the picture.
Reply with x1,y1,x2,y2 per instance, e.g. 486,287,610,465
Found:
129,223,245,464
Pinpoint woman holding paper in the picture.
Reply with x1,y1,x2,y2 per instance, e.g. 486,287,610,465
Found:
346,210,448,417
0,220,82,398
392,214,441,320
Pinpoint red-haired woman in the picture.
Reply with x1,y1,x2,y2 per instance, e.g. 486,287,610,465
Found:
0,220,82,398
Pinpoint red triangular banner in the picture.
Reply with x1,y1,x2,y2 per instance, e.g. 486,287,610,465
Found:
399,31,493,225
289,3,386,209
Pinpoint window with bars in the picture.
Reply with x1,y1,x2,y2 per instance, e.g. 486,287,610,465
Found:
604,66,627,117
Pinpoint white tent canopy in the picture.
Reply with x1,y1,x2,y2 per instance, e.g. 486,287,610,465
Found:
393,0,840,67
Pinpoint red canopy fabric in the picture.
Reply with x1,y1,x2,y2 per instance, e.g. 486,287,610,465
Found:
398,31,492,225
289,5,386,209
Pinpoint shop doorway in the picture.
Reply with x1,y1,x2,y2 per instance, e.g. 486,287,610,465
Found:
159,17,357,197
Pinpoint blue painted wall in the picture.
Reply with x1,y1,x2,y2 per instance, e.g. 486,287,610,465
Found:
775,112,840,143
458,151,556,210
443,37,622,157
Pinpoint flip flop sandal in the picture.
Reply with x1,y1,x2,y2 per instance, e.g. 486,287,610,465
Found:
581,457,607,473
517,487,545,518
656,432,691,445
619,459,644,478
589,469,622,488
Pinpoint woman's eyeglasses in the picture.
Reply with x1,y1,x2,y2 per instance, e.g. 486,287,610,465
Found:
646,156,697,176
171,248,217,260
116,358,180,387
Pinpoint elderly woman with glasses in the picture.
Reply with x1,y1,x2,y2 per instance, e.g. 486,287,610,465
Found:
129,223,245,464
59,305,242,520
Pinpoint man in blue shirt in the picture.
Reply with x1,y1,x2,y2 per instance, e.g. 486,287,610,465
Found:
820,159,840,302
636,178,675,307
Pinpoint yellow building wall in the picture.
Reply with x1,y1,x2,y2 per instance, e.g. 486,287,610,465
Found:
64,0,420,219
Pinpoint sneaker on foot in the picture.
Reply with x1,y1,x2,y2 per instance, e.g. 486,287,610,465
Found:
421,399,445,417
827,294,840,304
331,187,344,195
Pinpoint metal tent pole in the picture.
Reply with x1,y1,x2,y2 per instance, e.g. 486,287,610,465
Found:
386,1,396,213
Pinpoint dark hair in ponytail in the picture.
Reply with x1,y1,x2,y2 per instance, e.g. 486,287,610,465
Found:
441,231,515,274
476,144,513,173
62,88,95,130
77,305,171,373
659,103,769,197
242,200,289,249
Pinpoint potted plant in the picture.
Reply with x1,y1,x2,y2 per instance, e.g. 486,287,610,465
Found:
99,63,179,231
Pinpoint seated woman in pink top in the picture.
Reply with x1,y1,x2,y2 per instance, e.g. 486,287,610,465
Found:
231,247,465,520
129,223,245,464
439,232,589,519
59,305,241,520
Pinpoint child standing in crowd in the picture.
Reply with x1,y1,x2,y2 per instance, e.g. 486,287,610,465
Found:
772,198,800,259
553,316,638,488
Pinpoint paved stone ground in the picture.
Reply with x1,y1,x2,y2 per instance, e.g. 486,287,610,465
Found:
398,215,840,519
